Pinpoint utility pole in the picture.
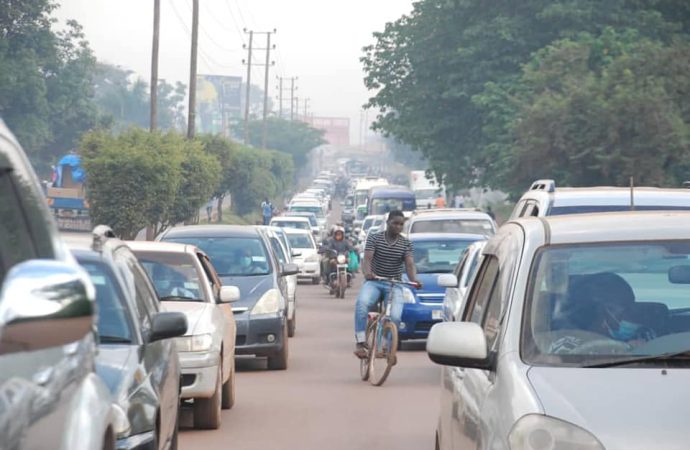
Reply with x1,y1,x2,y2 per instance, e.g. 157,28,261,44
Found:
277,76,283,119
242,30,254,145
290,77,297,120
150,0,160,131
187,0,199,139
294,97,299,121
262,31,275,149
303,97,310,122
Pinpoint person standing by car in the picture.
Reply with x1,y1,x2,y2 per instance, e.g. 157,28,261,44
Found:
435,193,446,208
354,210,421,358
261,198,274,225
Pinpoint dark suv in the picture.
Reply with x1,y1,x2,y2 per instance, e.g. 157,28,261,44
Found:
0,119,119,450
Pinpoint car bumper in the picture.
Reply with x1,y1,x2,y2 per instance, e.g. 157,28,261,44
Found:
296,261,320,278
399,303,443,339
116,431,155,450
178,351,220,399
234,313,286,357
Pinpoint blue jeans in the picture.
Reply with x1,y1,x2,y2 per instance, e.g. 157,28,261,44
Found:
354,280,403,343
262,215,271,225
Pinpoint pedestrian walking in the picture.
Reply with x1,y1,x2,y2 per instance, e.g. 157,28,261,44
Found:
206,198,214,222
261,198,274,225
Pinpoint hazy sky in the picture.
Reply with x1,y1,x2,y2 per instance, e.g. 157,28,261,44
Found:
55,0,414,141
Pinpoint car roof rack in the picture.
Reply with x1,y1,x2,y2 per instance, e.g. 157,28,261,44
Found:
529,179,556,193
92,225,116,252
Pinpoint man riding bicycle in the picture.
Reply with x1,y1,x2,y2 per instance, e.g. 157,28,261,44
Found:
354,210,421,358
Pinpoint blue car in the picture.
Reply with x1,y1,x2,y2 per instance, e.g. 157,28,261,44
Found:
400,233,485,340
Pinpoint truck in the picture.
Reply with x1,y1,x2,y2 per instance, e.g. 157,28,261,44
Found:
410,170,444,209
46,154,92,231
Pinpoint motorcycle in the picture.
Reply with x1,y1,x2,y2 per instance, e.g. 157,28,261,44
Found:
326,249,351,299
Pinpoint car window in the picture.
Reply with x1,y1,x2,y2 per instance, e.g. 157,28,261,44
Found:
269,236,288,264
453,249,470,280
410,219,494,235
80,261,133,343
523,241,690,366
116,248,157,327
0,169,38,283
198,253,221,299
135,251,205,302
163,236,271,276
413,239,475,274
287,233,315,249
464,256,499,325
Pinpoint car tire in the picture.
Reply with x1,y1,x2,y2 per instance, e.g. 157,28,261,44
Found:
221,357,236,410
193,365,222,429
267,325,289,370
288,311,296,338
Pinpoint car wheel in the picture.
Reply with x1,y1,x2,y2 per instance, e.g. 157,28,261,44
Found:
193,365,222,429
267,325,289,370
221,358,236,410
287,311,296,338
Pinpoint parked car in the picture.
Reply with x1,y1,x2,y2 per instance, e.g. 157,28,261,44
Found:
428,212,690,450
398,233,485,340
438,240,487,321
510,178,690,218
69,226,188,449
158,225,298,370
128,241,240,429
283,228,321,285
404,208,496,236
258,226,299,337
0,118,119,450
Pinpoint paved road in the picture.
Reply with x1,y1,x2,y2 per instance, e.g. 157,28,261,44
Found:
179,278,441,450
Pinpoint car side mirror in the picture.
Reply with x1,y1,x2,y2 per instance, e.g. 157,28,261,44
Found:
281,263,299,277
0,260,96,355
149,312,188,342
219,285,240,303
437,274,459,288
426,322,493,370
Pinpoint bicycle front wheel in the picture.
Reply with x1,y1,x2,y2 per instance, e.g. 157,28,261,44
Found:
369,320,398,386
360,320,376,381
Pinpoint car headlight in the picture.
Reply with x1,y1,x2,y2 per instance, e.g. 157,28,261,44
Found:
401,287,416,304
509,415,604,450
175,333,213,352
111,404,131,439
336,254,347,264
251,289,283,315
306,254,320,263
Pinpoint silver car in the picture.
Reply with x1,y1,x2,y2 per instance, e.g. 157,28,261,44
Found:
428,212,690,450
438,239,487,322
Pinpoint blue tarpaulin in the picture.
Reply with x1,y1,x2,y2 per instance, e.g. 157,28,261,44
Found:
55,154,85,187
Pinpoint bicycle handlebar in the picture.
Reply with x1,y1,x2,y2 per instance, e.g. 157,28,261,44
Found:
373,276,421,289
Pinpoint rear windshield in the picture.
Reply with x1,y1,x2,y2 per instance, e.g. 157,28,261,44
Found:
271,220,311,230
289,205,324,218
287,233,315,249
410,219,494,235
162,236,271,277
134,251,206,302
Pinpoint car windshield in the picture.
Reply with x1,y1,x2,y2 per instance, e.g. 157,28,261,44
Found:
290,205,324,218
162,236,271,277
550,205,690,215
411,219,494,235
135,251,206,302
80,261,133,344
272,220,311,230
287,214,317,226
522,241,690,367
413,239,476,274
287,233,315,250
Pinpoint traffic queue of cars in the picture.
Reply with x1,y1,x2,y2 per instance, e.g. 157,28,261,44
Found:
427,179,690,450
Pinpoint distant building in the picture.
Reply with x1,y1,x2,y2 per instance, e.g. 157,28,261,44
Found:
306,116,350,146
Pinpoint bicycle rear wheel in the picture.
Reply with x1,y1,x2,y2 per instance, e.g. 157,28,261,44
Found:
369,320,398,386
360,321,376,380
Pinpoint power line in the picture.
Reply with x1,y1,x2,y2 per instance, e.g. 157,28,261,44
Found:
184,0,240,53
222,0,246,45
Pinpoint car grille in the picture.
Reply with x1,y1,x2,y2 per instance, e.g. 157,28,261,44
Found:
415,321,439,332
417,294,444,304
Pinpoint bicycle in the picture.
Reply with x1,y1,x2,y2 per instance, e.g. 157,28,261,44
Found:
359,277,420,386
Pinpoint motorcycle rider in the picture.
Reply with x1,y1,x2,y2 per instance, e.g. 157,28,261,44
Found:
321,227,355,285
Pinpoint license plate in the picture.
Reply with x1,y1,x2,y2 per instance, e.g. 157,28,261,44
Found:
432,310,443,320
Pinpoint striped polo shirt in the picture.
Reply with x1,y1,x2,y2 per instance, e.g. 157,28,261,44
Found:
365,230,414,279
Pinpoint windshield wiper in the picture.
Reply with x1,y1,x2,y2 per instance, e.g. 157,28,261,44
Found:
100,335,132,344
584,350,690,368
159,295,202,302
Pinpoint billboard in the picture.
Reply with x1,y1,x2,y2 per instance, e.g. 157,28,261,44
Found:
306,116,350,146
196,75,242,134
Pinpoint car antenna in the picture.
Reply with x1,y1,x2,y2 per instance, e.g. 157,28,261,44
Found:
629,176,635,211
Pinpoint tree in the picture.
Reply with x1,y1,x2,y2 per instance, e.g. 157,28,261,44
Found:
361,0,690,192
240,117,325,167
0,1,98,175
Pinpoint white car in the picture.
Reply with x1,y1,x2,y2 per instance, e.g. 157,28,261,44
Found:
438,239,487,321
404,208,496,236
128,241,239,429
270,216,313,234
284,228,321,284
289,202,327,230
356,214,384,244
